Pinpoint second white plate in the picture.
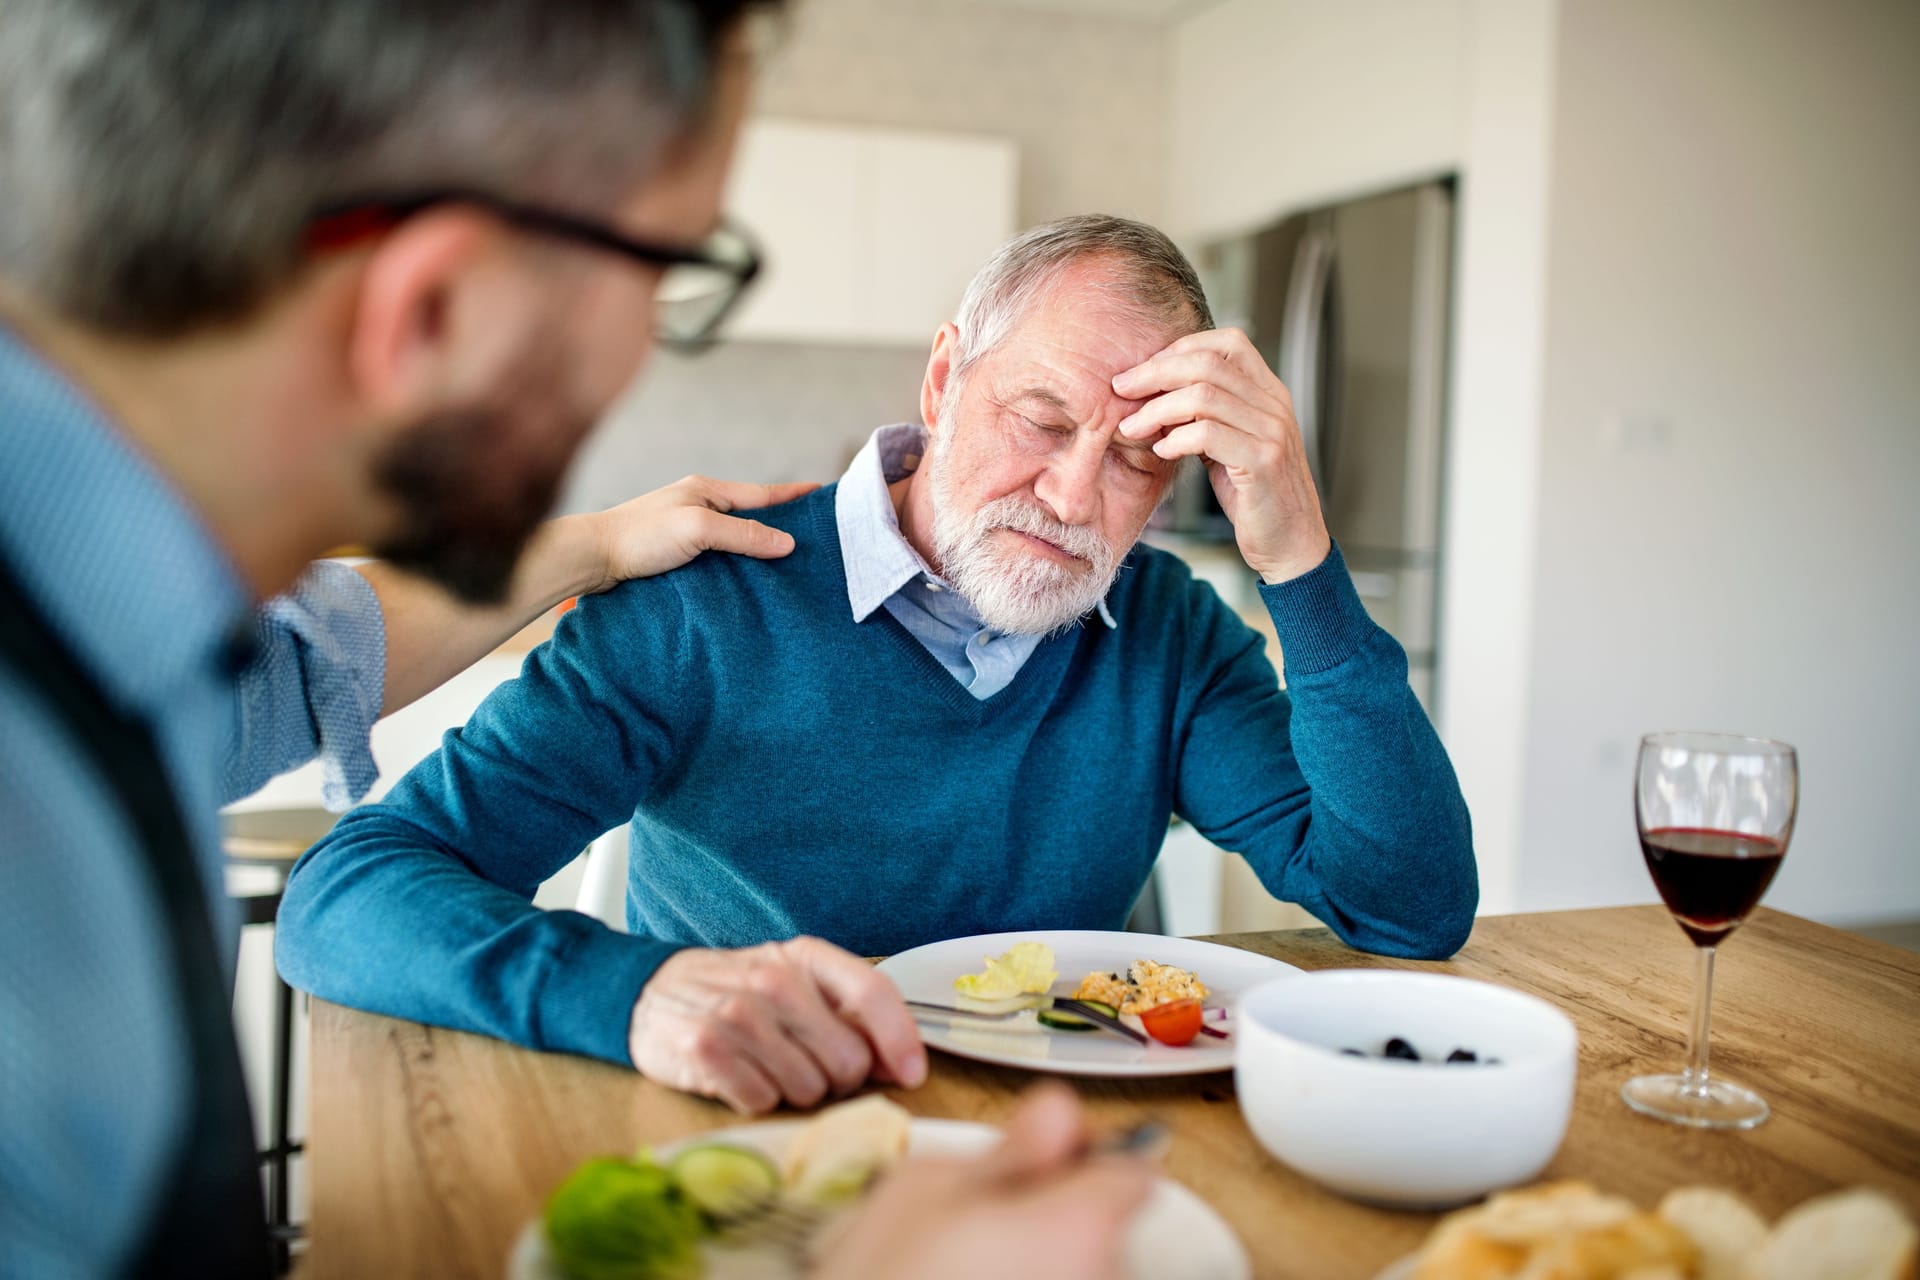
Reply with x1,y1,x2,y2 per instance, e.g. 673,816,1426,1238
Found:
877,929,1301,1078
508,1117,1251,1280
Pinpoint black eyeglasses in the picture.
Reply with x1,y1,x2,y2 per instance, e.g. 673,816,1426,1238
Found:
306,189,762,351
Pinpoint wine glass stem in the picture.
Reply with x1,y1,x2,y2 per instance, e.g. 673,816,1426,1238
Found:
1684,944,1717,1090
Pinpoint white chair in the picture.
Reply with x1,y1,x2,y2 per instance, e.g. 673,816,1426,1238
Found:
573,827,630,931
569,826,1195,938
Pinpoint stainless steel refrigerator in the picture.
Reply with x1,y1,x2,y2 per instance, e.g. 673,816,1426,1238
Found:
1169,179,1454,715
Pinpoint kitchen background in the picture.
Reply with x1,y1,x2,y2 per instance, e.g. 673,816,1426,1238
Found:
233,0,1920,1212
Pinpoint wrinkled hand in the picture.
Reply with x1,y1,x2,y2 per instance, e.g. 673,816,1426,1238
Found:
627,937,927,1115
810,1083,1156,1280
1114,328,1331,584
583,475,821,593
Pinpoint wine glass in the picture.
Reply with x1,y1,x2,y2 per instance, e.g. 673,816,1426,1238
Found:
1623,731,1798,1129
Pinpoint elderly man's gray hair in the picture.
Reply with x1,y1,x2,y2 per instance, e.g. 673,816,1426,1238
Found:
950,214,1214,379
0,0,776,337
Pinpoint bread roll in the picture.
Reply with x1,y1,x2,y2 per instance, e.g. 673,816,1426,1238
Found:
1410,1183,1653,1280
1656,1187,1769,1280
1411,1221,1527,1280
1746,1189,1918,1280
780,1094,912,1203
1405,1181,1916,1280
1474,1182,1642,1245
1512,1211,1695,1280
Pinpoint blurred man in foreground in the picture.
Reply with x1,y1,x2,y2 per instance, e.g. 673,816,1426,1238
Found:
0,2,1147,1276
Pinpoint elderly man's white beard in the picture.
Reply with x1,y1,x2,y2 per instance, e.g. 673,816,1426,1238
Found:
924,422,1124,636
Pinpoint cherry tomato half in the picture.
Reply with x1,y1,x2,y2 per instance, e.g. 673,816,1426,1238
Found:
1139,998,1203,1046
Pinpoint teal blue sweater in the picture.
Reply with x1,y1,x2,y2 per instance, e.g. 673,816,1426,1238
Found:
277,488,1475,1065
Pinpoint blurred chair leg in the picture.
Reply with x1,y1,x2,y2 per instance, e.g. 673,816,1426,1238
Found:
224,810,335,1275
269,970,295,1274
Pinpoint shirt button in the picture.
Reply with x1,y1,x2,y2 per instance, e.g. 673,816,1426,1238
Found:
978,632,993,646
924,580,944,592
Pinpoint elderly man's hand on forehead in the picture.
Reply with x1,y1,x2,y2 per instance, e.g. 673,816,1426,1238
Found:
1111,328,1333,585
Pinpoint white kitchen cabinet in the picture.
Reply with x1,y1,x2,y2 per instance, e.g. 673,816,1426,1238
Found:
725,119,1017,346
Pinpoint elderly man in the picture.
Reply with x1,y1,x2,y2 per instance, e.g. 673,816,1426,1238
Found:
280,215,1477,1115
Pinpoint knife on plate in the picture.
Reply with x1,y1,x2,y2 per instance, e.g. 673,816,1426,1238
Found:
906,997,1149,1045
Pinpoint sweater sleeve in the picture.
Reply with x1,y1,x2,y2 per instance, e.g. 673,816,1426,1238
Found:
1170,543,1477,958
274,577,698,1065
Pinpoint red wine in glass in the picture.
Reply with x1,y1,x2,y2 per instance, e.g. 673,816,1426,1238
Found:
1622,732,1797,1130
1640,827,1786,946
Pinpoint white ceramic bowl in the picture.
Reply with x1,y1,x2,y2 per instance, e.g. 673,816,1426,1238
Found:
1234,970,1577,1208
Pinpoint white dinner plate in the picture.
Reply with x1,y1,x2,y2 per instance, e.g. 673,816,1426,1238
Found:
508,1117,1250,1280
877,929,1301,1078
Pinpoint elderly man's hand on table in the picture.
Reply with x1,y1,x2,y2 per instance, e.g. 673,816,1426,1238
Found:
811,1083,1155,1280
627,937,928,1114
1113,327,1332,585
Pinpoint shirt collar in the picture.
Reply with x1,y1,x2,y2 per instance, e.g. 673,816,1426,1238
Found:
832,423,1116,630
835,423,942,623
0,324,251,715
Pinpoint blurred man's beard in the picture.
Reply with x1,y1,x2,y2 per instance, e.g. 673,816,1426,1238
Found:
924,414,1122,636
369,358,591,604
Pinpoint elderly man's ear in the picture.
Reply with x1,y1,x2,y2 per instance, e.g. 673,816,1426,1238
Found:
919,322,963,436
341,208,548,430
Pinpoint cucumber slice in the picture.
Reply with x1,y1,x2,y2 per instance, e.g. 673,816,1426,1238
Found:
1038,1000,1120,1032
668,1143,780,1219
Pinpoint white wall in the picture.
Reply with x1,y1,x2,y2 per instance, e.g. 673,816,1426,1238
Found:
1167,0,1559,911
561,341,925,513
1166,0,1469,239
1433,0,1560,914
1515,0,1920,922
756,0,1167,226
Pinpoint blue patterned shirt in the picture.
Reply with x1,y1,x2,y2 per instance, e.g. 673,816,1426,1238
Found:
835,424,1114,700
0,325,386,1279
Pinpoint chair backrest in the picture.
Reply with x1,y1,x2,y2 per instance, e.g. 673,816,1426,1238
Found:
573,827,630,931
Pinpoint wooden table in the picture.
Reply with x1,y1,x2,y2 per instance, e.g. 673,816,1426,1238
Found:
304,907,1920,1279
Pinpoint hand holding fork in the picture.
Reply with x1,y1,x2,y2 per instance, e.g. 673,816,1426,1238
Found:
735,1084,1161,1280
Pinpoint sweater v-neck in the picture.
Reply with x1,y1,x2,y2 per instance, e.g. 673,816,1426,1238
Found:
808,494,1088,723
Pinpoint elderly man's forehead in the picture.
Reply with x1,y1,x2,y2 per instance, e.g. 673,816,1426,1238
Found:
1026,256,1191,339
989,278,1187,405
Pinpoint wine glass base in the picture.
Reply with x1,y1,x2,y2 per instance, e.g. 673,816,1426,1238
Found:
1621,1072,1769,1129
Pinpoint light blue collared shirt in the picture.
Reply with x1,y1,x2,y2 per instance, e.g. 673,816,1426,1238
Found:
833,423,1113,700
0,325,386,1279
226,562,385,810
